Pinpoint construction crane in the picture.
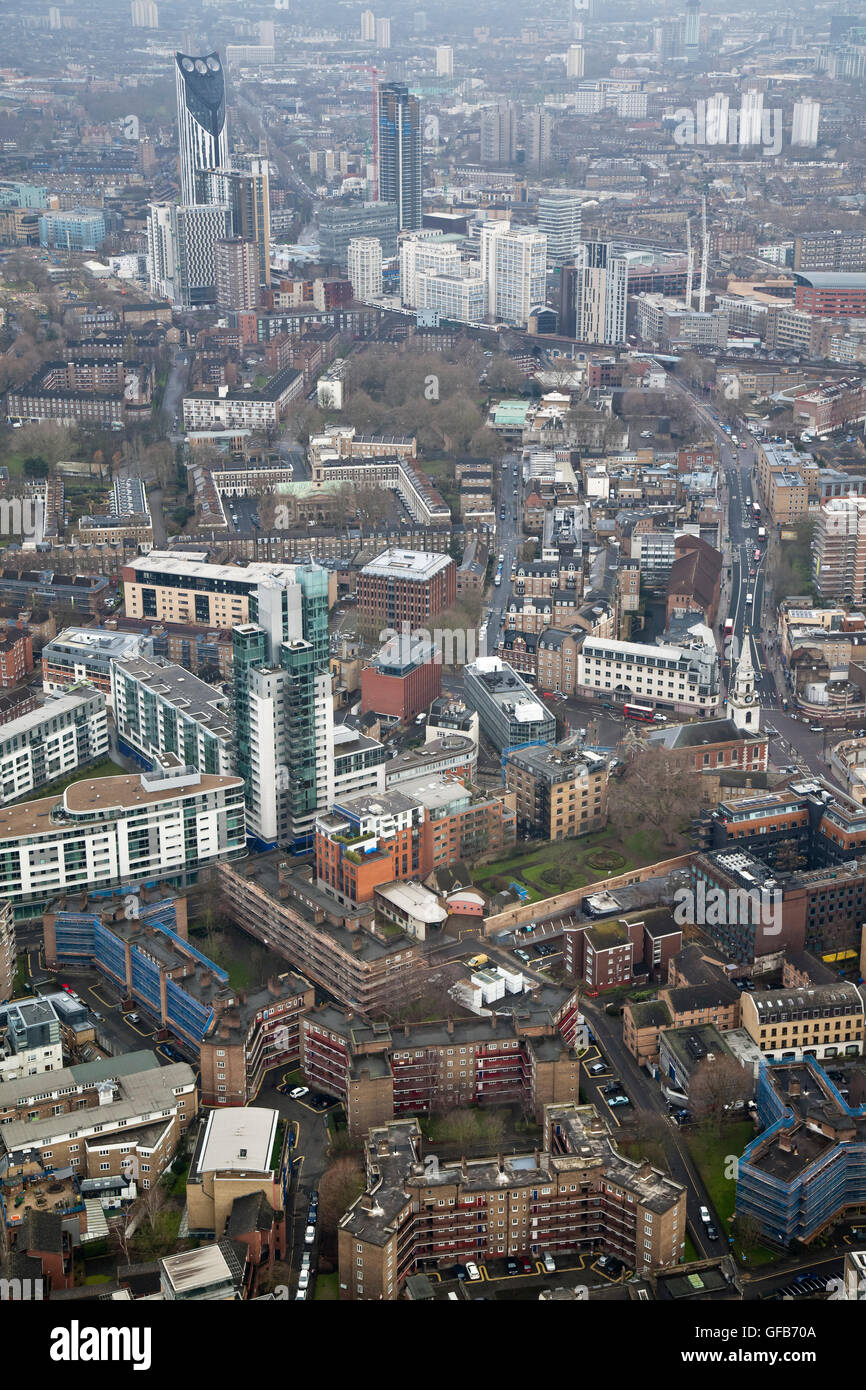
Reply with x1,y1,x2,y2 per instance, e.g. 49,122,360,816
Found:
685,217,694,309
351,65,381,201
698,193,709,313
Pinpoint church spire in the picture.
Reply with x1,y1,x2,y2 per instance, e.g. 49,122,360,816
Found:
727,631,759,730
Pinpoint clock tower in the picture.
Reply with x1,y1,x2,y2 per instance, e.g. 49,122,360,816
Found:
727,632,760,731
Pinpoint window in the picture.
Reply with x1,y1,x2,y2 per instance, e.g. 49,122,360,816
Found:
99,1162,110,1171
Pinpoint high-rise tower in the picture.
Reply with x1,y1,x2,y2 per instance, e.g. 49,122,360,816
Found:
377,82,422,232
175,51,229,205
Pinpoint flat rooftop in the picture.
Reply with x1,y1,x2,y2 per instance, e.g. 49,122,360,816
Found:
360,548,453,581
195,1106,279,1176
0,770,242,840
113,656,232,741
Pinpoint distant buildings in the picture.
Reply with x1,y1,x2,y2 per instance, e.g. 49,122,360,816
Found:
435,45,453,76
147,200,233,308
566,43,585,77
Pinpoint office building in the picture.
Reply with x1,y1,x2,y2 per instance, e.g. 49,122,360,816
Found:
357,549,456,626
0,766,245,915
338,1104,685,1297
505,742,609,840
537,193,582,265
112,654,234,776
741,983,863,1064
347,236,383,300
360,633,441,722
196,159,271,287
435,45,453,77
233,562,334,852
214,236,259,311
566,43,584,77
38,210,105,253
378,83,422,232
318,202,399,268
0,690,108,806
792,97,820,148
577,633,720,715
570,241,628,344
480,103,518,164
793,272,866,317
480,221,547,327
175,51,229,205
464,655,556,753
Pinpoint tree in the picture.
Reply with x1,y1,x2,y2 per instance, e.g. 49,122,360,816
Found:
318,1157,366,1238
609,748,706,848
689,1056,752,1135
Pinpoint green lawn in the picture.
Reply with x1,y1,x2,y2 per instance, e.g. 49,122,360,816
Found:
15,756,127,804
471,824,672,902
685,1122,779,1267
314,1272,339,1301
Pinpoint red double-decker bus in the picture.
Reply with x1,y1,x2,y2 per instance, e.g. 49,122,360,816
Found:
623,703,654,721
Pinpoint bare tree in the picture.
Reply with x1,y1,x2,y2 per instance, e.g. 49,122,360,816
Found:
609,749,705,848
689,1056,752,1135
318,1157,366,1238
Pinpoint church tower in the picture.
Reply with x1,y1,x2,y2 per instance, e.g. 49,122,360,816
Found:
727,632,760,730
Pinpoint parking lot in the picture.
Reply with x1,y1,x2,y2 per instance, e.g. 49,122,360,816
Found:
436,1250,634,1299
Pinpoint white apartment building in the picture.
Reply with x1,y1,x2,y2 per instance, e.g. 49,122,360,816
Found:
537,193,582,265
481,222,547,327
435,45,453,77
792,97,820,148
400,231,464,305
0,691,109,806
416,271,487,322
566,43,585,78
0,767,246,913
182,367,304,431
577,635,720,715
111,656,234,777
348,236,383,300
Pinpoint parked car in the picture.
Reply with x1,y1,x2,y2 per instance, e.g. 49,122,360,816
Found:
606,1093,629,1107
520,1255,532,1273
588,1061,607,1075
505,1257,520,1276
290,1086,309,1100
298,1269,310,1291
706,1225,719,1241
699,1206,711,1225
301,1253,311,1272
465,1261,481,1281
127,1013,140,1024
543,1253,556,1273
304,1225,316,1246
